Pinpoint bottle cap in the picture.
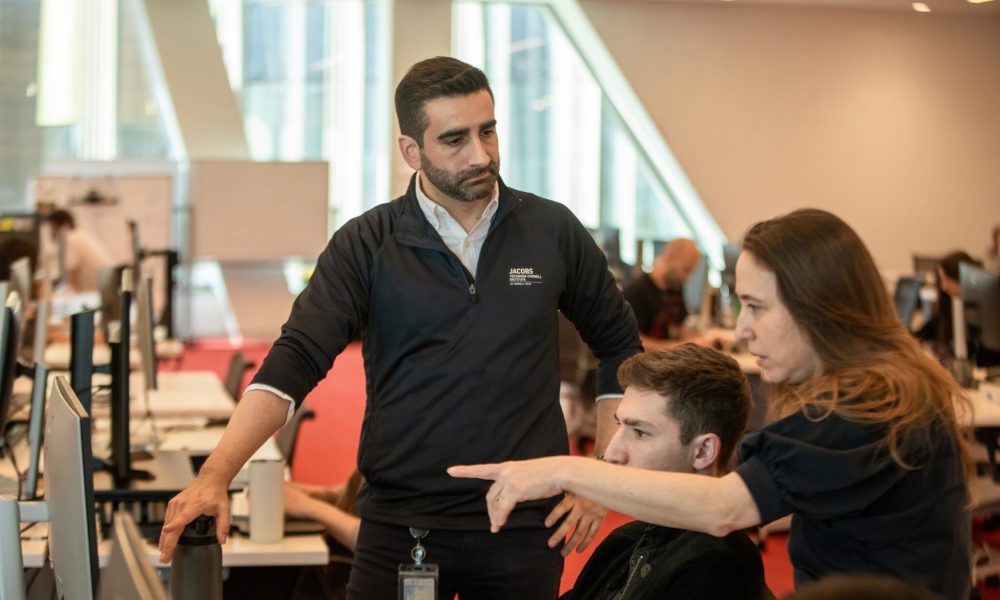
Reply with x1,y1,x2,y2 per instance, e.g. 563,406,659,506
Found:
177,515,218,546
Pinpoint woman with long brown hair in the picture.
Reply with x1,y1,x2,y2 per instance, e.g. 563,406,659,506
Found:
451,209,972,599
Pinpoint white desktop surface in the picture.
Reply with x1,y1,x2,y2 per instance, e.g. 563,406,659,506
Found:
964,386,1000,428
44,340,184,370
17,523,327,570
94,530,329,569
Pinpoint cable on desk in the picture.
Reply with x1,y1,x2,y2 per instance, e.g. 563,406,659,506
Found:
20,521,38,535
4,443,23,501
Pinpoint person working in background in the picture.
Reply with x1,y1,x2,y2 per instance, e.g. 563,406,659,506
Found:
916,250,1000,367
45,209,113,292
623,238,705,349
562,344,770,600
226,471,364,600
159,56,642,599
453,209,972,599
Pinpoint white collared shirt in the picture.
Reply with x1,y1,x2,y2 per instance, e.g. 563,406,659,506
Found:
414,171,499,278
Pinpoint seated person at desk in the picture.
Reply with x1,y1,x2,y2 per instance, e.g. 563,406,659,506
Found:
562,344,770,600
453,209,973,600
917,250,1000,367
226,469,364,600
622,238,705,350
44,209,112,293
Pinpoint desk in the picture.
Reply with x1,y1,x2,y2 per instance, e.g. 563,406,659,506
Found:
961,385,1000,428
43,340,185,371
18,526,327,570
94,531,329,569
137,374,235,420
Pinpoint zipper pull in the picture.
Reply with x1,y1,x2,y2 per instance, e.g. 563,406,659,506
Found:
468,283,478,303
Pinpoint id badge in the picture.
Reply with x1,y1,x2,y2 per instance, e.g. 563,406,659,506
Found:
398,563,438,600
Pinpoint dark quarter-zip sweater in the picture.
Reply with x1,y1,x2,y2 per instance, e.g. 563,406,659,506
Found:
252,175,642,531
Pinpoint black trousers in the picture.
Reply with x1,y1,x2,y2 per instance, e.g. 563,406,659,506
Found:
347,519,564,600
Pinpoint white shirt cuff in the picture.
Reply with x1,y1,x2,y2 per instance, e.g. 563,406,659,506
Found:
244,383,297,425
595,393,624,402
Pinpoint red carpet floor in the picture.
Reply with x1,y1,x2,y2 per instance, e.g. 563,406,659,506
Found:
178,340,802,597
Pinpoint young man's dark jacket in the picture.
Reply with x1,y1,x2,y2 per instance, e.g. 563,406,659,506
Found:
562,522,771,600
252,175,642,530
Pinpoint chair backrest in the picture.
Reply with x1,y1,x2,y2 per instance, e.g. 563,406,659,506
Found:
893,276,922,330
223,351,254,400
275,406,317,466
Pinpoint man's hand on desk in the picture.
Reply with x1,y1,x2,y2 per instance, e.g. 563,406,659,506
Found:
158,473,231,563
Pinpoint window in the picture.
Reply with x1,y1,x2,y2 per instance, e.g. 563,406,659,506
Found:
454,1,724,271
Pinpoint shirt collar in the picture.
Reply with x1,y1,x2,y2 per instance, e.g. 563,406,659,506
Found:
415,171,499,232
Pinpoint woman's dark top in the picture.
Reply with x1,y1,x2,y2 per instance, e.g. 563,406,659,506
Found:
736,408,970,600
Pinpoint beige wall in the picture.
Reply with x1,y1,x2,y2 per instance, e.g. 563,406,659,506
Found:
580,0,1000,273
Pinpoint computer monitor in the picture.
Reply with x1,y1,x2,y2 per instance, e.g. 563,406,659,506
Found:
721,243,741,292
893,276,922,331
100,511,169,600
128,220,143,285
45,375,100,599
682,252,709,316
23,298,50,500
136,276,157,392
8,256,31,305
913,254,940,287
0,287,21,458
98,265,124,343
961,263,1000,359
106,269,152,484
70,309,98,414
597,227,625,268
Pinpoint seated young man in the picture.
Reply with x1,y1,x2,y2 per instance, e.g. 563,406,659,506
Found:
562,344,771,600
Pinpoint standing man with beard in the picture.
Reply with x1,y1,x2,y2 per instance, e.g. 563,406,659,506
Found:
158,57,641,599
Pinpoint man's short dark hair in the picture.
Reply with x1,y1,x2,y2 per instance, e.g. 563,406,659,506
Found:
47,209,75,229
394,56,494,145
617,344,751,468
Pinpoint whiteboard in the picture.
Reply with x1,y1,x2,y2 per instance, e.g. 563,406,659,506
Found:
34,174,173,265
189,160,329,262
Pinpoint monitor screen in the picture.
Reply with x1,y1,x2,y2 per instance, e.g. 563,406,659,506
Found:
45,375,100,599
97,265,123,343
722,243,740,290
893,277,922,332
136,276,157,392
682,252,708,316
100,512,169,600
23,299,50,501
8,256,31,304
128,220,142,284
0,286,22,457
961,263,1000,354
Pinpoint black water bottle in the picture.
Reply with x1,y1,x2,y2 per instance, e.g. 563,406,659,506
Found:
171,516,223,600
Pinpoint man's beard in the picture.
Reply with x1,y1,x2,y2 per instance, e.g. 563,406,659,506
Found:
421,153,500,203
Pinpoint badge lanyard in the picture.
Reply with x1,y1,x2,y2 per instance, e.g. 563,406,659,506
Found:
398,527,438,600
